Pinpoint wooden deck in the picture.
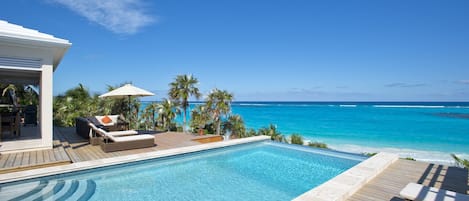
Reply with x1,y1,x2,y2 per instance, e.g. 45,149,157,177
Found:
347,159,469,201
52,127,212,162
0,139,71,174
0,127,222,173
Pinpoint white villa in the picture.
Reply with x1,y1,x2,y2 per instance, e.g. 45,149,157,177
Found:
0,20,71,153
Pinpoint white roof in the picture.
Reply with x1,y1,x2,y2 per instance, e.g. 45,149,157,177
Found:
0,20,71,69
0,20,70,46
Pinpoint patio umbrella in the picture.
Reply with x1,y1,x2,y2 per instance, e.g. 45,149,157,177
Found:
99,84,155,126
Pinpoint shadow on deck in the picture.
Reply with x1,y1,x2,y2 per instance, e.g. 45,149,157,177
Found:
348,159,469,201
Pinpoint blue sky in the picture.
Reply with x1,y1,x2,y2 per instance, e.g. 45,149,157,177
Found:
2,0,469,101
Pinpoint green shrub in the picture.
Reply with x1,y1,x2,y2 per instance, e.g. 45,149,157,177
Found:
290,134,304,145
451,154,469,169
246,128,257,137
308,141,328,149
403,157,416,161
363,152,377,157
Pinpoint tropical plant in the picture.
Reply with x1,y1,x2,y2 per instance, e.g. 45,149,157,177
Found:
290,134,304,145
190,105,211,134
156,98,181,131
308,141,328,149
1,84,17,97
246,128,257,137
141,102,158,130
53,84,95,126
403,157,416,161
1,84,39,108
363,152,377,157
451,154,469,169
258,124,285,142
206,88,234,135
223,114,246,138
168,74,201,132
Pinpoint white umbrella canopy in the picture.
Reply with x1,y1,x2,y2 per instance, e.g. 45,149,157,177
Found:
99,84,154,98
99,84,155,127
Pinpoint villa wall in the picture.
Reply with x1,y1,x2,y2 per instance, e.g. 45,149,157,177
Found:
0,42,56,153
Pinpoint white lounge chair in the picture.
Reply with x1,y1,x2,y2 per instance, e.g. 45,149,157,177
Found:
88,123,155,152
400,183,469,201
88,123,137,138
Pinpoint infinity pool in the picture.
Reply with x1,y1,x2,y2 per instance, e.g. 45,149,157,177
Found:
0,141,366,201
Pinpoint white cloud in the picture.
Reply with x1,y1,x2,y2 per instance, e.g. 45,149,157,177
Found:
384,82,427,88
457,80,469,85
52,0,155,34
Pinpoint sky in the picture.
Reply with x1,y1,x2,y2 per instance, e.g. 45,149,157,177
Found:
1,0,469,101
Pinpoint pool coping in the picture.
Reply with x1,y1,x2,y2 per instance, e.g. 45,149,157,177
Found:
293,152,399,201
0,135,270,184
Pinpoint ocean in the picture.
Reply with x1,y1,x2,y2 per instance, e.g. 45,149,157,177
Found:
142,101,469,164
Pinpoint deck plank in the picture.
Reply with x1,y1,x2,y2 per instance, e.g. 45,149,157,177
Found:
42,149,50,163
12,152,23,167
29,151,37,165
47,149,56,162
0,154,9,168
36,150,44,164
4,153,17,168
21,152,30,166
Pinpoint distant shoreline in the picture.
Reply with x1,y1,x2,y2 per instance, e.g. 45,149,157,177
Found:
142,100,469,106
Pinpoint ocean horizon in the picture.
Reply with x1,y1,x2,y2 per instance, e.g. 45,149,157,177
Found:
141,101,469,165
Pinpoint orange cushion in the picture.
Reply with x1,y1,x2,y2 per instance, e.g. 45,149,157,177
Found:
101,115,112,124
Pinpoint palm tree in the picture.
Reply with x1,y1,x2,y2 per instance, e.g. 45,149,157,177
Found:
157,98,181,131
206,88,233,135
168,74,201,132
190,105,211,135
223,114,246,138
141,102,159,130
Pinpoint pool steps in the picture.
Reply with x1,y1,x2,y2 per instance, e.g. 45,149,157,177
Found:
0,179,96,201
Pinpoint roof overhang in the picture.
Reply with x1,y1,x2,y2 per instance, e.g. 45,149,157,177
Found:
0,20,71,71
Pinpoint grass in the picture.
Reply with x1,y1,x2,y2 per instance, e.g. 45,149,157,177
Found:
290,134,304,145
308,141,328,149
403,157,416,161
363,152,377,157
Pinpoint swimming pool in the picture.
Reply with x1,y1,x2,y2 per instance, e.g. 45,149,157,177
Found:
0,141,366,201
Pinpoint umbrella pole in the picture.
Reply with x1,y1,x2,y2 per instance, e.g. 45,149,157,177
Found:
128,95,131,129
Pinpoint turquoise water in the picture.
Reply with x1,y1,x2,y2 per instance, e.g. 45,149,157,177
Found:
143,101,469,163
0,142,363,201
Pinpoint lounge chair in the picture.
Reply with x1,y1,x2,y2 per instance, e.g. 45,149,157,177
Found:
89,123,155,152
88,123,139,145
75,115,129,139
400,183,469,201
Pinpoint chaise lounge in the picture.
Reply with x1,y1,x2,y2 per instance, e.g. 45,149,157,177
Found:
88,123,155,152
76,115,129,139
400,183,469,201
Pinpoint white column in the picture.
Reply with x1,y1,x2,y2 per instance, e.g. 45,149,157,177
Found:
40,64,53,149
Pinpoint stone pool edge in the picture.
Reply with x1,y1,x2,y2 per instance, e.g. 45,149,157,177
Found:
0,135,270,184
293,152,399,201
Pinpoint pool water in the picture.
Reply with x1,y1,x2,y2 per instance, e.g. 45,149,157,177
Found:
0,142,365,201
